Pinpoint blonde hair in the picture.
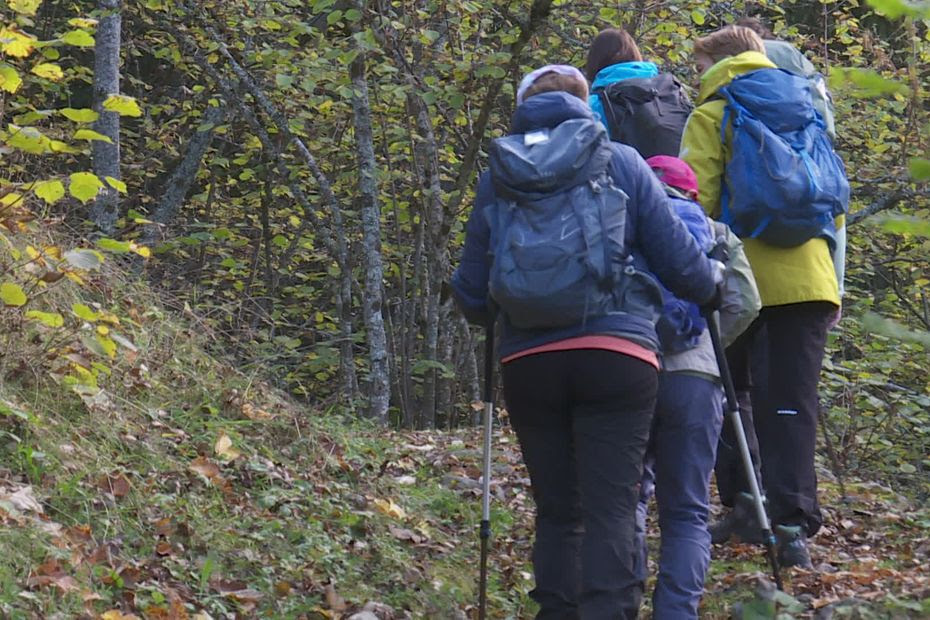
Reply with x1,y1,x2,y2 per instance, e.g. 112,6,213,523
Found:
521,71,589,102
693,25,765,64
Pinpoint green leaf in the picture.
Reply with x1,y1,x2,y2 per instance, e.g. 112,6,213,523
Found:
72,303,99,322
862,311,930,346
60,29,95,47
25,310,64,328
908,157,930,181
60,108,99,123
0,64,23,93
96,238,131,253
102,94,142,117
6,124,52,154
878,215,930,237
900,463,917,474
0,282,27,307
104,176,126,193
690,9,706,24
96,334,117,358
33,179,65,204
73,128,113,143
68,18,98,28
63,249,104,270
69,172,104,204
867,0,930,18
828,68,909,98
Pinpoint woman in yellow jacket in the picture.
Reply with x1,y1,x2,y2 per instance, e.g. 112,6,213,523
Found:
680,25,843,569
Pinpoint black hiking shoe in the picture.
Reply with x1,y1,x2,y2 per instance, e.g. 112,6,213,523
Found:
775,524,813,569
710,492,763,544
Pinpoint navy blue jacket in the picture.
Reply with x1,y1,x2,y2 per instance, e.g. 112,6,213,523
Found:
452,92,716,358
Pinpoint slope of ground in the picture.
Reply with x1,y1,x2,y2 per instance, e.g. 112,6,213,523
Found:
1,244,928,619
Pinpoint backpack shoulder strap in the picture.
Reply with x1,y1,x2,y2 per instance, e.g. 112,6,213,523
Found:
595,89,622,142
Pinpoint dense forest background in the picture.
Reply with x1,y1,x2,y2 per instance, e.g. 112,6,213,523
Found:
0,0,929,616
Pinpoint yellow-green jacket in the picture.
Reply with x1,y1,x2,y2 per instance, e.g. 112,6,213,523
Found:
680,51,841,308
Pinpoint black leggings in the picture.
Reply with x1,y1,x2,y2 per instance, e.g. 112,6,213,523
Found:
503,349,658,620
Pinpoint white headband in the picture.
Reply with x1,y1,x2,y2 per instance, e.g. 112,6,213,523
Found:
516,64,587,105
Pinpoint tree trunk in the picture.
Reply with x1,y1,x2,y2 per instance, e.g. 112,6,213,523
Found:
142,102,226,246
350,51,391,424
91,0,122,235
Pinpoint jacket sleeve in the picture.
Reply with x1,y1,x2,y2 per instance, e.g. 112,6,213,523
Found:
451,173,494,325
680,104,725,218
623,152,717,305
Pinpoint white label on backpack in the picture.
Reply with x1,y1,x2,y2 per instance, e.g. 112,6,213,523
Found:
777,409,799,416
524,129,550,146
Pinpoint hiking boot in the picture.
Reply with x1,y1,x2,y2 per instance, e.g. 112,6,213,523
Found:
710,492,763,544
775,524,813,569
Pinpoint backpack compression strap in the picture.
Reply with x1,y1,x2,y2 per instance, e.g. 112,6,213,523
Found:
595,89,623,143
718,92,773,240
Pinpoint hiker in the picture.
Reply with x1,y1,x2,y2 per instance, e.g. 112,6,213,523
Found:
680,25,848,569
586,28,693,158
633,155,724,619
706,20,847,541
452,65,722,619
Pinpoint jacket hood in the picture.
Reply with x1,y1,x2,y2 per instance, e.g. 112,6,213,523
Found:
493,92,610,200
510,91,595,133
696,51,775,104
591,61,659,91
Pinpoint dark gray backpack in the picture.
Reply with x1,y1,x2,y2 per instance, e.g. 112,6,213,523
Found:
594,73,693,159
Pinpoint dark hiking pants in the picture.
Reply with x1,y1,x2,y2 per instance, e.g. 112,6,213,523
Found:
503,349,658,620
714,325,763,507
714,302,834,536
636,373,724,619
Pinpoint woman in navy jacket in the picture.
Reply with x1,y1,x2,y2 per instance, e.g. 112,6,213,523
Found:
452,65,719,619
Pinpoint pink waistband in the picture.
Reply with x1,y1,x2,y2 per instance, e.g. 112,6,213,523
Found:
502,335,659,368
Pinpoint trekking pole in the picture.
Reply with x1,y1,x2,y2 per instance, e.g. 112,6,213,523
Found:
478,317,495,619
704,306,783,590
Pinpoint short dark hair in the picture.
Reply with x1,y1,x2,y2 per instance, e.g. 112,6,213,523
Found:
585,28,643,82
735,16,774,40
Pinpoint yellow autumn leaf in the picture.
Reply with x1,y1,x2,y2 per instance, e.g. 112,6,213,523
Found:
9,0,42,16
0,28,37,58
31,63,63,81
373,498,407,520
0,64,22,93
214,432,241,461
101,610,141,620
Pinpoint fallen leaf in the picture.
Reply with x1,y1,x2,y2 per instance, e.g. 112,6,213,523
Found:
97,473,131,497
101,611,141,620
214,432,241,461
188,457,220,480
2,485,43,513
388,524,424,544
373,498,407,520
324,582,347,611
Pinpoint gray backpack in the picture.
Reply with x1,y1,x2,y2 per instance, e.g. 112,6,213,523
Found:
486,142,635,329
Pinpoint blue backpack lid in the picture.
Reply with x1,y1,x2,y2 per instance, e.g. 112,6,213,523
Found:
721,68,816,134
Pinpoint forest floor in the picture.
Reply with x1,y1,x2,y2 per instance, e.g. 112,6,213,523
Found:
0,268,928,619
2,357,929,620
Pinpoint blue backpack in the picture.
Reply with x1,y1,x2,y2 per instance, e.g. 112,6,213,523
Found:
485,143,637,329
718,68,849,248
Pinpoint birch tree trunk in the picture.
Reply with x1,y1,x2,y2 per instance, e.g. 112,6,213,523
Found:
350,51,391,424
91,0,122,235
